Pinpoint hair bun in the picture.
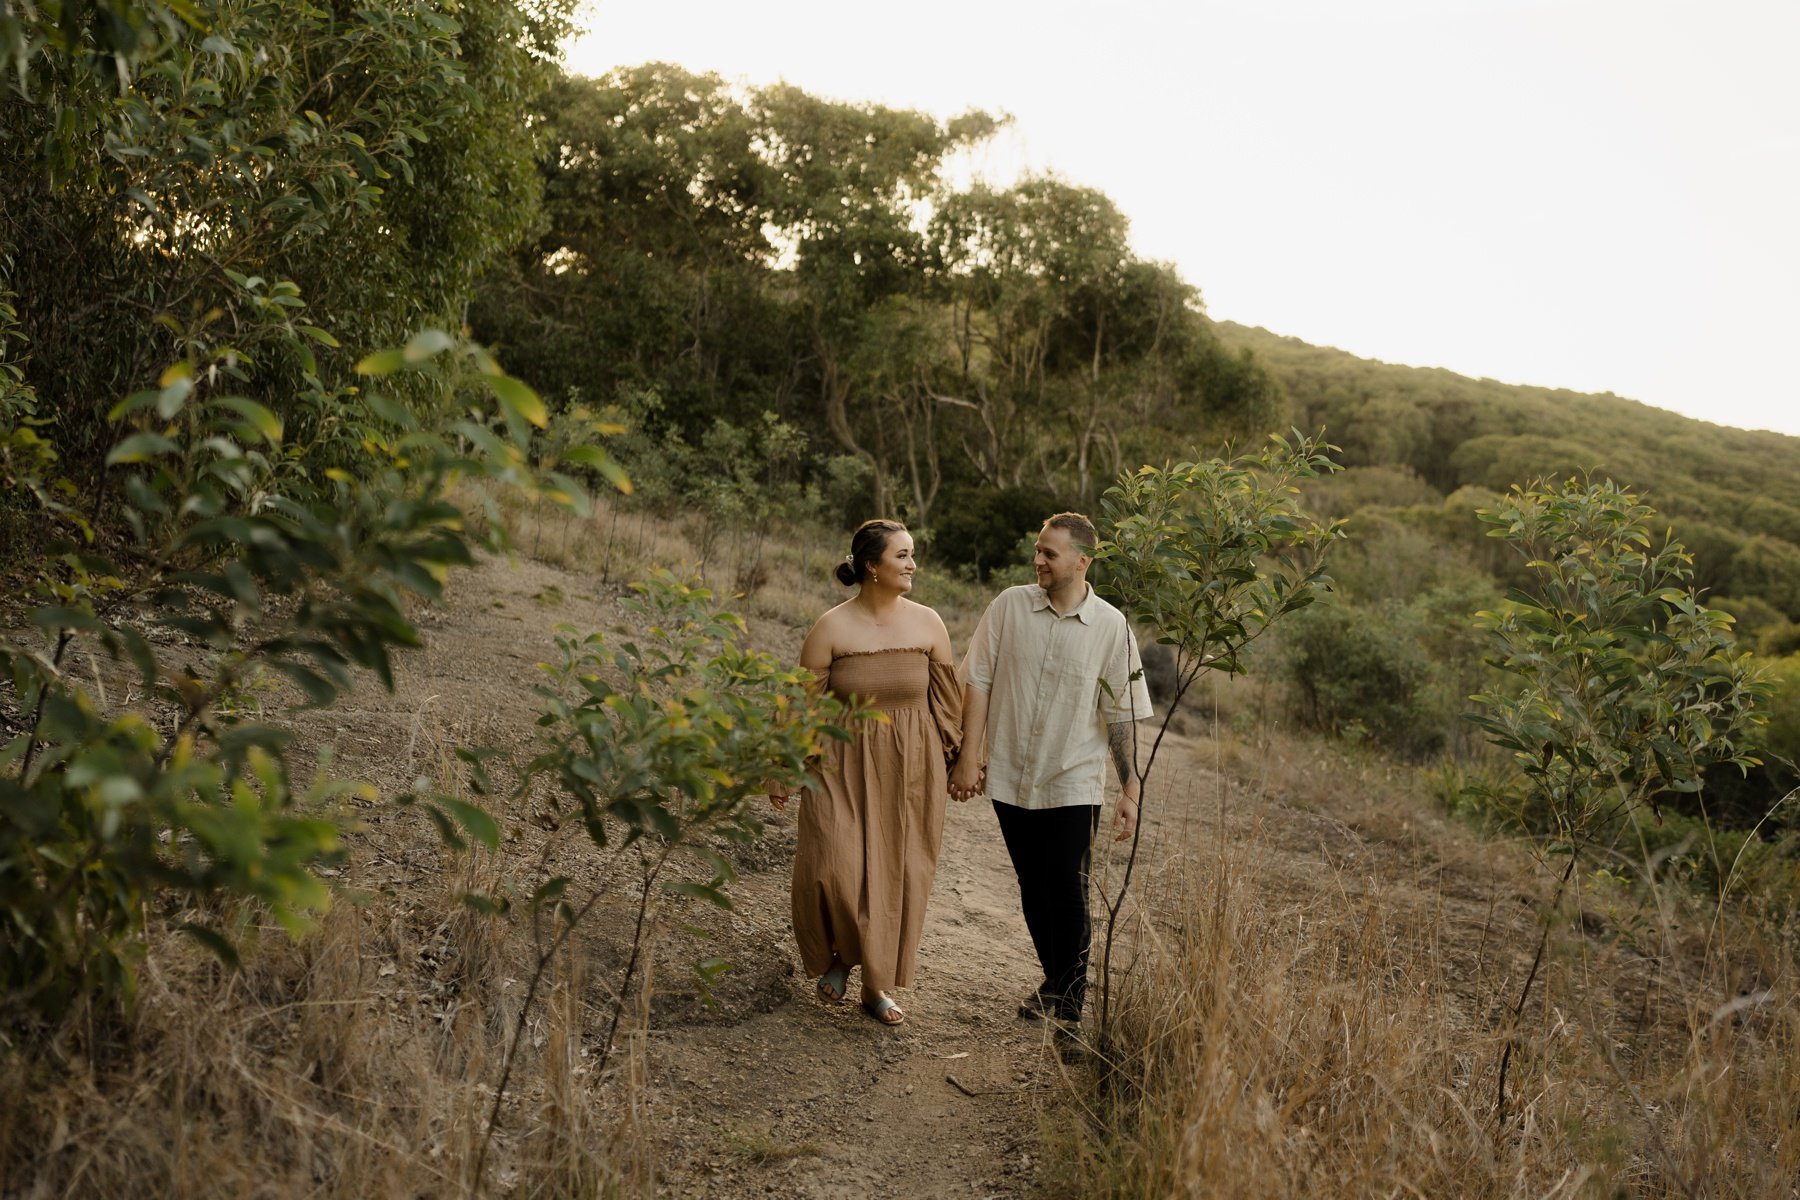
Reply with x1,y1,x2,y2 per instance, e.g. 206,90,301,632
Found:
833,561,859,587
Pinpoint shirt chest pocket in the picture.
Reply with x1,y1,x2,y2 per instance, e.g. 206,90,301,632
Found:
1037,639,1096,698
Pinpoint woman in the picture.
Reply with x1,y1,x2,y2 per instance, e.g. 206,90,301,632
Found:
769,519,963,1026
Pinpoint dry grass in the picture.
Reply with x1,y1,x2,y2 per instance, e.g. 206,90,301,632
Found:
0,870,659,1199
1053,722,1800,1199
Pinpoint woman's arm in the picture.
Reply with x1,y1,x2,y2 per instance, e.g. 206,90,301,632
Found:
798,611,835,673
925,606,955,664
771,614,835,808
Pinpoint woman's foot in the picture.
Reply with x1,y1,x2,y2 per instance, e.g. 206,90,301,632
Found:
816,962,850,1003
860,989,904,1026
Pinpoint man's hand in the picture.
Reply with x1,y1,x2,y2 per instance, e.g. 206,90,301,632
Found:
1112,784,1140,842
948,756,984,802
763,779,789,811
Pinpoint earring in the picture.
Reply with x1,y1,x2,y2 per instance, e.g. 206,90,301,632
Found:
871,571,879,584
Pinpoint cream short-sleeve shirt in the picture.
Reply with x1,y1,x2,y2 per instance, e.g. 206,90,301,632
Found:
959,583,1154,810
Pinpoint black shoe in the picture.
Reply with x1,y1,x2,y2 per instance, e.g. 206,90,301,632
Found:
1018,986,1080,1023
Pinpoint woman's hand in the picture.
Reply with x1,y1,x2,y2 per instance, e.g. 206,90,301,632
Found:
948,756,984,802
763,780,789,811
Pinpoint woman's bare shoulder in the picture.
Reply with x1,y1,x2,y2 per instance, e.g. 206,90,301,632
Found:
801,603,851,663
900,599,954,658
899,598,948,628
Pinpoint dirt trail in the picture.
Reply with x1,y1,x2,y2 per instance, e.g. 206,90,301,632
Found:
292,552,1517,1199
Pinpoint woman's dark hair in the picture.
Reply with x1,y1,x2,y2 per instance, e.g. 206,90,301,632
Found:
835,518,908,587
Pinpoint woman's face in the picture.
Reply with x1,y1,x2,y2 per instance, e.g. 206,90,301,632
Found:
871,531,916,592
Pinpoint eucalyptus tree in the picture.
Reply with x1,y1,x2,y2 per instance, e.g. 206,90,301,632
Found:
927,177,1133,493
471,63,793,433
927,179,1283,504
1469,477,1767,1126
754,84,998,514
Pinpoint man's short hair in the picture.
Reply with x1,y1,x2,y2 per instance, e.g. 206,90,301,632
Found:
1043,511,1098,555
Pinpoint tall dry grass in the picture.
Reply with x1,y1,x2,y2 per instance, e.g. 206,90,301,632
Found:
0,869,658,1199
0,701,657,1200
1054,724,1800,1198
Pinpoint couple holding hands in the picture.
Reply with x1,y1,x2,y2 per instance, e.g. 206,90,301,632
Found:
767,513,1153,1027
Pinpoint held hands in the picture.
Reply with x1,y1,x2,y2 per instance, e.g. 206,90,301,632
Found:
947,756,985,803
763,779,790,811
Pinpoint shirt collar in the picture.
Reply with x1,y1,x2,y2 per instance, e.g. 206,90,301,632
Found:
1028,582,1096,624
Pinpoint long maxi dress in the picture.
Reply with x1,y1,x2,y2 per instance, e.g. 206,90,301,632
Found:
790,647,964,993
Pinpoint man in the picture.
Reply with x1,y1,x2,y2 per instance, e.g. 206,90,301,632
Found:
949,512,1153,1024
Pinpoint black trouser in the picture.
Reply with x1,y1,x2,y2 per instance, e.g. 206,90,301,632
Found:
992,800,1100,1017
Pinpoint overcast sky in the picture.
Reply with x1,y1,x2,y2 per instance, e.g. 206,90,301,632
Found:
567,0,1800,437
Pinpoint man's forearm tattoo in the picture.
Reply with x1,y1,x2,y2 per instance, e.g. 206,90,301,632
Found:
1107,721,1134,789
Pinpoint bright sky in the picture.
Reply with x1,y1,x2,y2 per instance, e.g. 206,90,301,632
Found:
566,0,1800,438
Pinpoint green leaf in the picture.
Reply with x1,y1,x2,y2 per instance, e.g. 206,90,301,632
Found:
355,348,408,376
106,432,181,465
460,891,510,916
268,660,339,707
439,797,501,849
488,373,548,430
0,733,29,775
529,876,571,909
693,956,733,983
403,329,454,362
211,397,283,444
31,606,104,632
664,881,735,910
423,803,464,849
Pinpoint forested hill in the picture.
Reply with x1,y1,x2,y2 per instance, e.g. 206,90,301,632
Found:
1216,320,1800,505
1213,320,1800,638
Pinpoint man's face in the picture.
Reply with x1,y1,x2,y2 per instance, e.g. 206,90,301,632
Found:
1033,524,1088,592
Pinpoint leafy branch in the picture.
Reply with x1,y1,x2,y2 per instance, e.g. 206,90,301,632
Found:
1467,476,1769,1128
1092,431,1346,1038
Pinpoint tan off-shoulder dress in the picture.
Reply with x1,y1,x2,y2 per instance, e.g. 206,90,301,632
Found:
791,647,963,993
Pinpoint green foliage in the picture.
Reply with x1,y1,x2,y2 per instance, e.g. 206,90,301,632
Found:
1097,432,1347,686
1299,464,1443,521
1088,431,1344,1034
1464,476,1775,1123
1760,656,1800,773
933,484,1073,580
524,572,856,874
471,68,1289,526
1729,534,1800,619
1468,477,1768,842
0,0,198,85
1278,600,1442,757
465,570,862,1181
2,0,574,480
1216,321,1800,589
0,333,594,1020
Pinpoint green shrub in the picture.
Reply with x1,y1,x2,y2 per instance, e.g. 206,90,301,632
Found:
0,336,594,1021
1278,600,1443,757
